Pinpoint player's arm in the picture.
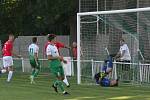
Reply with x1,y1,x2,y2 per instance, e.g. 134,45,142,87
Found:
34,52,38,66
120,50,125,58
57,42,71,49
64,45,71,49
34,47,39,66
114,51,121,59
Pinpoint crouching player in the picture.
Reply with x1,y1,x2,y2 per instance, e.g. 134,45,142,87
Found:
94,56,119,87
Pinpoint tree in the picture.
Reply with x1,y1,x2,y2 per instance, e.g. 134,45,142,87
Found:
0,0,78,42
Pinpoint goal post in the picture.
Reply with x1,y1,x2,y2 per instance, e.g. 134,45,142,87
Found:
77,15,81,84
77,7,150,84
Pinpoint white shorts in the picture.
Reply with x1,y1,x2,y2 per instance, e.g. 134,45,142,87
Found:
3,56,13,68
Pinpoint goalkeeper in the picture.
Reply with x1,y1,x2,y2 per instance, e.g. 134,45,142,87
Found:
94,56,119,87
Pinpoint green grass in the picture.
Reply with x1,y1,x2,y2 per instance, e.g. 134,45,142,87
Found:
0,73,150,100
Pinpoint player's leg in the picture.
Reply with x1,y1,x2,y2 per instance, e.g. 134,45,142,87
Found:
62,63,70,87
63,75,70,87
110,79,119,87
60,66,69,95
94,72,100,84
52,66,69,95
56,76,69,95
0,56,9,74
3,56,14,82
7,66,13,82
32,60,40,78
105,67,113,78
30,68,35,84
30,67,40,84
29,59,37,84
7,57,14,82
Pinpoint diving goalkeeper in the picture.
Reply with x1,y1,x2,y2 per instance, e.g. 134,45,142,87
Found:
94,56,119,87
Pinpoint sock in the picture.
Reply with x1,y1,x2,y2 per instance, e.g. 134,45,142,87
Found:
63,91,66,94
53,80,58,87
33,69,39,77
63,76,69,86
57,80,65,92
31,69,35,76
7,71,13,82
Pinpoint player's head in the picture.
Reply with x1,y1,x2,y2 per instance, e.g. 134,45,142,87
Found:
32,37,38,43
47,34,56,42
72,42,77,47
8,34,15,42
120,39,125,46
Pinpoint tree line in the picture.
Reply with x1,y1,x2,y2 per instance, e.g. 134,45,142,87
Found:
0,0,78,43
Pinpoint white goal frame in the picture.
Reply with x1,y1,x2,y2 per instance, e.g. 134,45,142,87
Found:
77,7,150,84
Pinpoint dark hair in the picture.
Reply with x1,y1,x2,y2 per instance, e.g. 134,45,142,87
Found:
32,37,37,43
47,34,56,41
120,39,125,42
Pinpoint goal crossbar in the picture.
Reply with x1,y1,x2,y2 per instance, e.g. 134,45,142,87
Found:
77,7,150,16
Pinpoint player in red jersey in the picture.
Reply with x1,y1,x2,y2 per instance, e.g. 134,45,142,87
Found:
44,34,70,55
0,34,21,82
44,34,70,87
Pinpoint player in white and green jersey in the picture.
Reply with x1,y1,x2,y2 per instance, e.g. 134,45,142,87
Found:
28,37,40,84
46,34,69,95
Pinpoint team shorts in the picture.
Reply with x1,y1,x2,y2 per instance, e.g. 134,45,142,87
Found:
3,56,13,68
49,60,64,77
29,57,40,69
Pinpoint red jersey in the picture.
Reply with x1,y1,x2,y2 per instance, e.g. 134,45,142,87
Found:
54,41,65,50
72,47,77,59
44,41,65,54
2,40,13,56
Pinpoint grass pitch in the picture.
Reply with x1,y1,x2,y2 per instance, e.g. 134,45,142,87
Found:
0,73,150,100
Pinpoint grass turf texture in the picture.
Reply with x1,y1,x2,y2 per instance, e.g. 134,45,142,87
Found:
0,73,150,100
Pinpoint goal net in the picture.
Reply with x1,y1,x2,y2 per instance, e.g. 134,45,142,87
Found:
77,7,150,85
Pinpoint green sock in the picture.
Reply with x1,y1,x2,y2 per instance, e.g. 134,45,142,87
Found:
33,69,39,77
53,80,58,87
31,69,35,76
54,80,65,92
57,80,65,92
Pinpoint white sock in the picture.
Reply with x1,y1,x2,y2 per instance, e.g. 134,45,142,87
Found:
7,71,13,82
63,75,69,86
63,91,66,94
1,69,6,73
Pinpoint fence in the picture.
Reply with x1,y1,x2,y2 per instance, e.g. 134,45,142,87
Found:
79,60,150,85
0,58,150,85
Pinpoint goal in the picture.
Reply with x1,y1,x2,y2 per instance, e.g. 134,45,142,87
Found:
77,7,150,84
